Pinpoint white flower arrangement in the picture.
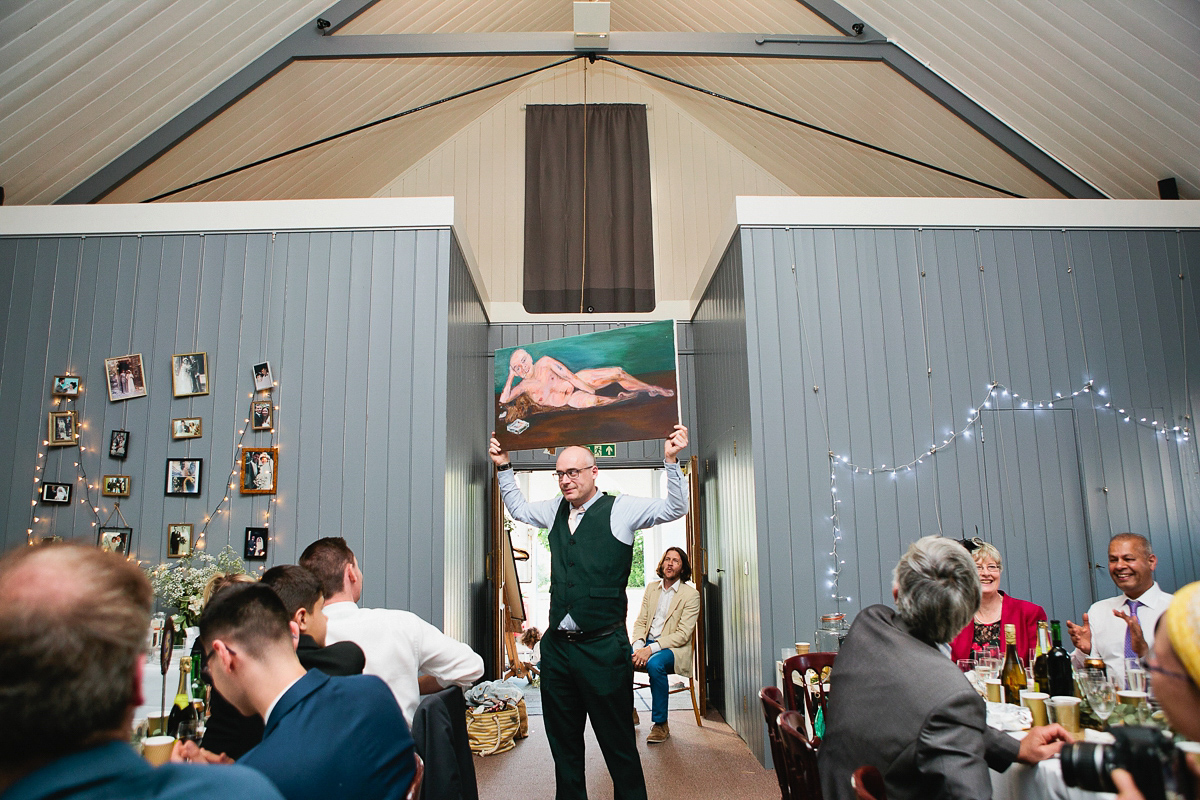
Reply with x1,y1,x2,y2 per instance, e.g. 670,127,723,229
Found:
145,545,246,629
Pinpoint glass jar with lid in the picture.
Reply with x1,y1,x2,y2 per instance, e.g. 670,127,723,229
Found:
816,612,851,652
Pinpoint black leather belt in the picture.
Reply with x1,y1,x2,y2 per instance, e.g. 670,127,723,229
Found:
551,623,622,643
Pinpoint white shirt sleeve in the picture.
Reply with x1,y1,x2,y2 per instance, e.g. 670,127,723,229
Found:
497,468,561,529
413,614,485,689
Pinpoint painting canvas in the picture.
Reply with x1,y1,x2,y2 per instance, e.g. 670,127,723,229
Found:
493,320,679,452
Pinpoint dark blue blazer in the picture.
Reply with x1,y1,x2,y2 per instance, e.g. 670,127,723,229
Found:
239,670,415,800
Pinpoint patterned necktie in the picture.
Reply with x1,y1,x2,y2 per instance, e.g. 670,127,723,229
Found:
1124,598,1141,658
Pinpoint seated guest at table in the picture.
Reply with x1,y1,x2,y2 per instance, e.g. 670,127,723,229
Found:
0,544,283,800
260,565,365,676
198,583,415,800
630,546,700,743
949,540,1047,663
1111,580,1200,800
194,573,264,761
1067,532,1172,682
818,536,1072,800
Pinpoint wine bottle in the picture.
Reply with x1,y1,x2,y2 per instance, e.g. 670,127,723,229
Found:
190,650,207,718
1047,620,1075,698
1001,624,1025,704
1032,621,1051,693
166,656,197,736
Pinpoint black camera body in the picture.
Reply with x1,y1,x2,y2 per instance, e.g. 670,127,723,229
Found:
1061,725,1193,800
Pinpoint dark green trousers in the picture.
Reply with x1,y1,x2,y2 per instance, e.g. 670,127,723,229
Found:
540,628,647,800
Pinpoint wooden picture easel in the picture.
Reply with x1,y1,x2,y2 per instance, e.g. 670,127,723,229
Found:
499,512,535,681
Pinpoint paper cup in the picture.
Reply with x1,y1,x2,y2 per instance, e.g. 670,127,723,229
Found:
1047,696,1081,734
1117,690,1148,706
1021,691,1050,727
795,642,811,655
985,679,1002,703
142,735,176,766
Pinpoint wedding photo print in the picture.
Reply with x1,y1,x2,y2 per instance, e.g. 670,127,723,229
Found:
240,447,277,494
252,361,273,392
167,523,192,558
493,320,680,452
48,411,77,446
98,526,131,556
104,354,147,401
51,375,80,396
39,482,72,504
102,475,131,497
172,352,209,397
171,417,202,439
244,527,268,560
165,458,202,496
109,429,129,459
251,400,273,431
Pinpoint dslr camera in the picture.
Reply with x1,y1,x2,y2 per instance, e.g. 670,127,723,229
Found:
1061,725,1195,800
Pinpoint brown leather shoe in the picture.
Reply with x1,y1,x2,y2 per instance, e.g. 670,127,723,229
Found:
647,722,670,743
632,708,640,726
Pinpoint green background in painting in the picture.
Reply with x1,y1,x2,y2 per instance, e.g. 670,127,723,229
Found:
493,320,677,391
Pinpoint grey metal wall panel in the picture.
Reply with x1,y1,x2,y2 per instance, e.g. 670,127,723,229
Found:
0,227,474,638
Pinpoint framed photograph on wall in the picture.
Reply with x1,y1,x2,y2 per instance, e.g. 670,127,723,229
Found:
165,458,203,496
167,524,192,558
98,526,131,556
253,361,273,392
250,400,273,431
104,354,147,401
244,527,268,560
172,352,209,397
109,430,129,459
171,417,203,439
51,375,81,396
40,482,72,504
48,411,77,446
102,475,131,497
240,447,277,494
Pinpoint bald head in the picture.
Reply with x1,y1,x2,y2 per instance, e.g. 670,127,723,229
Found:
555,446,599,507
0,544,152,770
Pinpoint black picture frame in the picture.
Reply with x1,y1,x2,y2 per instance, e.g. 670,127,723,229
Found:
40,482,72,504
165,458,203,496
109,430,130,459
98,526,131,556
244,527,268,560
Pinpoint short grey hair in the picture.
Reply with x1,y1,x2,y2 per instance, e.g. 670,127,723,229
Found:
893,536,982,645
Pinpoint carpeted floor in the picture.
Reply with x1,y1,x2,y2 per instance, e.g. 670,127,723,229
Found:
473,708,781,800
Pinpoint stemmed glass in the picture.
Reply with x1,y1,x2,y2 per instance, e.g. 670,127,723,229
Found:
176,718,203,747
1085,678,1117,728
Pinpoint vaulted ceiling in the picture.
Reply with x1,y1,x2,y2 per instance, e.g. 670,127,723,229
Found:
1,0,1196,207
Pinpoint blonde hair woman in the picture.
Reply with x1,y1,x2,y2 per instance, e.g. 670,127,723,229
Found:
950,540,1047,663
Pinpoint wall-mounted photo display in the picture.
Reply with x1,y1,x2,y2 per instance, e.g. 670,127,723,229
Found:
104,354,147,401
253,361,273,392
109,430,129,459
167,523,192,558
48,411,77,446
171,417,203,439
98,526,131,556
40,482,72,504
51,375,81,396
240,447,277,494
251,400,273,431
172,352,209,397
244,527,268,560
165,458,203,496
102,475,131,497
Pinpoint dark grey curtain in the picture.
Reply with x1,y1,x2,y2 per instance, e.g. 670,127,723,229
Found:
523,104,654,313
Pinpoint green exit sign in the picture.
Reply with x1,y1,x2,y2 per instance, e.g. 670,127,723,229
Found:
586,444,616,458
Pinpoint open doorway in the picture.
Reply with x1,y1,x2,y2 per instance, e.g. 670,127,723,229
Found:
494,464,704,717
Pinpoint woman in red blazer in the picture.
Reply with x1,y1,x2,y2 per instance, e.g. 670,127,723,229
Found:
950,541,1047,663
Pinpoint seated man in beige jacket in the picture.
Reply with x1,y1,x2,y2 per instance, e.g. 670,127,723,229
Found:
630,547,701,743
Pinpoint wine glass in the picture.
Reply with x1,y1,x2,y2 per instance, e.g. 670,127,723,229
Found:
176,718,202,747
1087,680,1117,728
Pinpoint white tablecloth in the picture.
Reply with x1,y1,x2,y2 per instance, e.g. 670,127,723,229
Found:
990,730,1116,800
136,637,196,726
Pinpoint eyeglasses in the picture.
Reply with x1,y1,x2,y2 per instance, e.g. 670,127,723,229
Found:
1139,655,1196,687
553,467,593,481
976,564,1002,574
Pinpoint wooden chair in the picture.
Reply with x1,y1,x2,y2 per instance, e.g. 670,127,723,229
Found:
782,652,836,724
405,752,424,800
851,765,886,800
778,710,824,800
760,686,792,800
632,631,703,726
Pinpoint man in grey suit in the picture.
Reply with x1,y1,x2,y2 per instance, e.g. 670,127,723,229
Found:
818,536,1073,800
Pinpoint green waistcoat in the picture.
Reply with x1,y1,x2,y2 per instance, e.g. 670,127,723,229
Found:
547,493,632,632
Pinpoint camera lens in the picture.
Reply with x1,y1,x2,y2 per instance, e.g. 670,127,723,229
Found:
1061,742,1116,793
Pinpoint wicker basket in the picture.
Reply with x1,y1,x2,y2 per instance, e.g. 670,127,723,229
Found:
466,703,522,756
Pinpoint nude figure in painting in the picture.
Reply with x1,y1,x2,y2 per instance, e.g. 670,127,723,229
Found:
499,349,674,411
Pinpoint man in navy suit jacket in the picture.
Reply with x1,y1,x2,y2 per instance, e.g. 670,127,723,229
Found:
199,583,415,800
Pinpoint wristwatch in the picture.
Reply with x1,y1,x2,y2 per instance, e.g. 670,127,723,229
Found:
496,463,513,472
